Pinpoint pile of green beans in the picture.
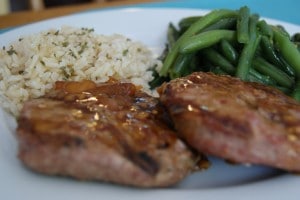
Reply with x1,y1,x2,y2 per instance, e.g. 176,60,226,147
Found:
150,6,300,101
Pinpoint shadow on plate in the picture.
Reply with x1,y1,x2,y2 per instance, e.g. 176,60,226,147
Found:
175,156,285,189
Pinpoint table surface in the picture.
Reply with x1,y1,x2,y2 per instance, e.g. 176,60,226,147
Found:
0,0,159,29
0,0,300,31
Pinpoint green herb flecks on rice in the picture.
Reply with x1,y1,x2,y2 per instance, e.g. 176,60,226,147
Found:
0,26,162,116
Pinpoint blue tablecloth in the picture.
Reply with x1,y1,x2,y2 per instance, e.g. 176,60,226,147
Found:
1,0,299,34
80,0,299,31
138,0,300,25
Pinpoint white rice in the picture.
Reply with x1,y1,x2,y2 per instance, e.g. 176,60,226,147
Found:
0,26,162,117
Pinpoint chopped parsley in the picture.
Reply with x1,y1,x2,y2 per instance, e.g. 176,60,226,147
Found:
78,42,87,54
6,46,17,55
60,66,74,79
62,41,69,47
106,53,112,59
81,27,94,33
69,49,77,59
122,49,129,56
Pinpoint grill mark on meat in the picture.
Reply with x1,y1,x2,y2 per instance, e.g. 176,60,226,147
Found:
18,116,87,149
104,124,160,176
127,151,159,176
164,91,252,138
200,109,251,136
171,103,251,137
156,141,170,149
159,72,300,172
17,80,198,187
63,137,84,147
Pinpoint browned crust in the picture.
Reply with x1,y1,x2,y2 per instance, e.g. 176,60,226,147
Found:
17,81,197,187
158,72,300,172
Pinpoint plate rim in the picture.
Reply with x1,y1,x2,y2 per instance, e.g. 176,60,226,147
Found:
0,7,300,200
1,7,300,35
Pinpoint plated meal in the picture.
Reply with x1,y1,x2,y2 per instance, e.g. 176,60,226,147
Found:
0,6,300,198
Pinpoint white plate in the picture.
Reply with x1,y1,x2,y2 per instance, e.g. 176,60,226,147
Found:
0,8,300,200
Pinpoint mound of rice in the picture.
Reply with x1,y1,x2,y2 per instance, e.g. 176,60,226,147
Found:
0,26,162,116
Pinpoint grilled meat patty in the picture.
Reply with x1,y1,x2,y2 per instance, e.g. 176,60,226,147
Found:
17,80,198,187
158,72,300,172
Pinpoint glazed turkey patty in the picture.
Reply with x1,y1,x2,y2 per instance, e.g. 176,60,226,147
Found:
158,72,300,172
17,80,198,187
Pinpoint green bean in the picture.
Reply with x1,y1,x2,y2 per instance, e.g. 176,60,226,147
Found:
249,68,276,86
180,30,236,54
201,48,235,74
201,18,237,32
257,20,273,38
236,14,260,81
248,74,271,86
253,57,294,88
167,23,180,48
274,28,300,101
250,14,260,30
276,86,292,95
171,53,195,79
278,55,296,77
160,9,238,76
248,69,290,94
254,43,263,56
275,25,290,38
237,6,250,43
178,16,202,32
154,6,300,101
248,75,264,84
236,34,261,80
211,66,228,75
220,39,238,64
200,60,215,72
292,33,300,42
183,9,238,37
260,36,281,65
296,42,300,52
291,80,300,101
149,70,169,89
273,27,300,77
261,36,295,77
295,42,300,51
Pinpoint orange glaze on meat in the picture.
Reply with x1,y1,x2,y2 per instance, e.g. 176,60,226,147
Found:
17,80,199,187
41,81,179,173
